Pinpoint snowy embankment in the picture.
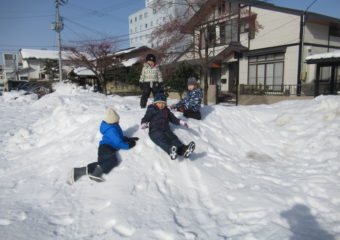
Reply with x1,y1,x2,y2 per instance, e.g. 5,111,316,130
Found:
0,83,339,240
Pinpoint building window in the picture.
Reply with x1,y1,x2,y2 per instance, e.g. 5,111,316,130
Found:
208,25,216,47
144,12,148,18
240,15,256,39
139,14,142,20
135,17,137,22
320,66,332,82
248,53,284,91
330,24,340,37
218,18,238,45
218,0,226,15
145,23,148,28
130,19,132,23
151,21,153,27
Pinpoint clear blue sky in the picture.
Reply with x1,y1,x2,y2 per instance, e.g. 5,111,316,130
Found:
0,0,339,64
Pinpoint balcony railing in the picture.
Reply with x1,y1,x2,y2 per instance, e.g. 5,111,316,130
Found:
239,84,297,96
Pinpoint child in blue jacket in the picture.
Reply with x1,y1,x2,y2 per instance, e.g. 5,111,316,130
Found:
141,93,195,160
70,108,138,183
170,77,202,120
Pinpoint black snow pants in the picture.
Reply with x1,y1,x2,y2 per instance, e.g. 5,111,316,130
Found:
149,129,185,155
87,144,119,174
183,109,201,120
140,82,163,108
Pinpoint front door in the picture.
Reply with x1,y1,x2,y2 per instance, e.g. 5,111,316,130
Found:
216,62,238,103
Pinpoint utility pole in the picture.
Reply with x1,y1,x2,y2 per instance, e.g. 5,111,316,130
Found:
52,0,67,82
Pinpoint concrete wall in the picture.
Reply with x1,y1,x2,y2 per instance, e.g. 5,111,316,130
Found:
238,95,313,105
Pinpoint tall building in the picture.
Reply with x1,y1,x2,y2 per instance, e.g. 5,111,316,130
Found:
128,0,187,49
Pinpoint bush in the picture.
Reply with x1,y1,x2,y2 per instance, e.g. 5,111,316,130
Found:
164,62,198,99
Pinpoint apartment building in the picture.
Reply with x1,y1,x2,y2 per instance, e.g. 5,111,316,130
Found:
128,0,187,49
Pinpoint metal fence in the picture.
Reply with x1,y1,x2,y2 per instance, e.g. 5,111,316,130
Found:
239,84,298,96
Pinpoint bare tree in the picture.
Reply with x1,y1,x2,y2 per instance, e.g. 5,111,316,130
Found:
64,39,118,94
151,0,263,104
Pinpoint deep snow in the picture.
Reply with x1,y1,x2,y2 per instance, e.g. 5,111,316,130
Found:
0,83,339,240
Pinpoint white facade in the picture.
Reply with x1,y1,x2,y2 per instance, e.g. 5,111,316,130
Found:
177,0,340,104
128,0,187,48
18,49,74,81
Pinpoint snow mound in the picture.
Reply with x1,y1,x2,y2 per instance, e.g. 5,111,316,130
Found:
0,83,340,240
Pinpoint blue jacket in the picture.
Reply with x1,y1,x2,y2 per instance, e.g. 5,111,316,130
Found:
141,104,180,133
175,88,202,112
99,121,129,150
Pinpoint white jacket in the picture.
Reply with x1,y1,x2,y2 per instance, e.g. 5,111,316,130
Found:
139,63,163,87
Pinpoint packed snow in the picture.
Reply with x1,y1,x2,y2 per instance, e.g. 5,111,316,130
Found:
306,50,340,61
0,83,340,240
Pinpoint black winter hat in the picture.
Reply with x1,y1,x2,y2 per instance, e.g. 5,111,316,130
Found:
153,92,167,104
146,54,156,62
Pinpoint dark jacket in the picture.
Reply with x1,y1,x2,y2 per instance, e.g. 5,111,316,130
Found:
175,88,202,112
99,121,129,150
141,104,180,133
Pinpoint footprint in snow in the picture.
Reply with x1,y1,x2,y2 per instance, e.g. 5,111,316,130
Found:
105,219,135,237
48,216,74,226
0,219,11,226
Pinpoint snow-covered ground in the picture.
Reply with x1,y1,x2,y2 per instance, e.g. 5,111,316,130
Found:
0,83,339,240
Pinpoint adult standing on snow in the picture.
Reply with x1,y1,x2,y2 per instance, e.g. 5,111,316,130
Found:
70,108,138,183
170,77,202,120
139,53,163,108
141,92,195,160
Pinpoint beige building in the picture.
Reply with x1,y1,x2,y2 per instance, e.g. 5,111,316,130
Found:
177,0,340,105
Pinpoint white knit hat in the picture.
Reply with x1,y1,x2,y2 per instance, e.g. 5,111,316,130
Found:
104,108,119,124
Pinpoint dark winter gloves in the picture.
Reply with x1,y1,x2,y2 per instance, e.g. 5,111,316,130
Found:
170,105,185,112
126,137,139,149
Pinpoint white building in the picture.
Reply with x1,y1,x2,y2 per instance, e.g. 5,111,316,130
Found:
1,53,22,90
18,49,74,81
128,0,188,49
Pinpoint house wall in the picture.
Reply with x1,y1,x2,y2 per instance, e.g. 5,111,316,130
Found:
304,22,330,45
249,7,300,49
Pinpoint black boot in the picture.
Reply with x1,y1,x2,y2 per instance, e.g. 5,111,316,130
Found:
69,166,87,184
169,145,178,160
183,141,195,158
88,165,105,182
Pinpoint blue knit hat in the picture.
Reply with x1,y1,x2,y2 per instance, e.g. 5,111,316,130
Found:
154,92,166,104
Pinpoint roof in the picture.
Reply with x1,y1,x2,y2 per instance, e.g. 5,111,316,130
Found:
121,57,140,67
73,67,95,76
209,42,248,65
20,49,74,60
182,0,340,33
306,50,340,64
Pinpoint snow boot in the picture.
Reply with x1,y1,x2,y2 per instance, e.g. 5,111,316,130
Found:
169,145,178,160
68,166,87,184
88,165,105,182
183,141,195,158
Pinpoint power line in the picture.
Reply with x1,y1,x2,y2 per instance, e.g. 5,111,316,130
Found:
305,0,318,13
0,15,54,20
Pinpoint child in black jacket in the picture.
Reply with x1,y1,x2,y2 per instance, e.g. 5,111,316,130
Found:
141,93,195,160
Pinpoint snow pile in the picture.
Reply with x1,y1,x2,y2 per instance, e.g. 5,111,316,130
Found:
0,90,38,103
0,83,340,240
